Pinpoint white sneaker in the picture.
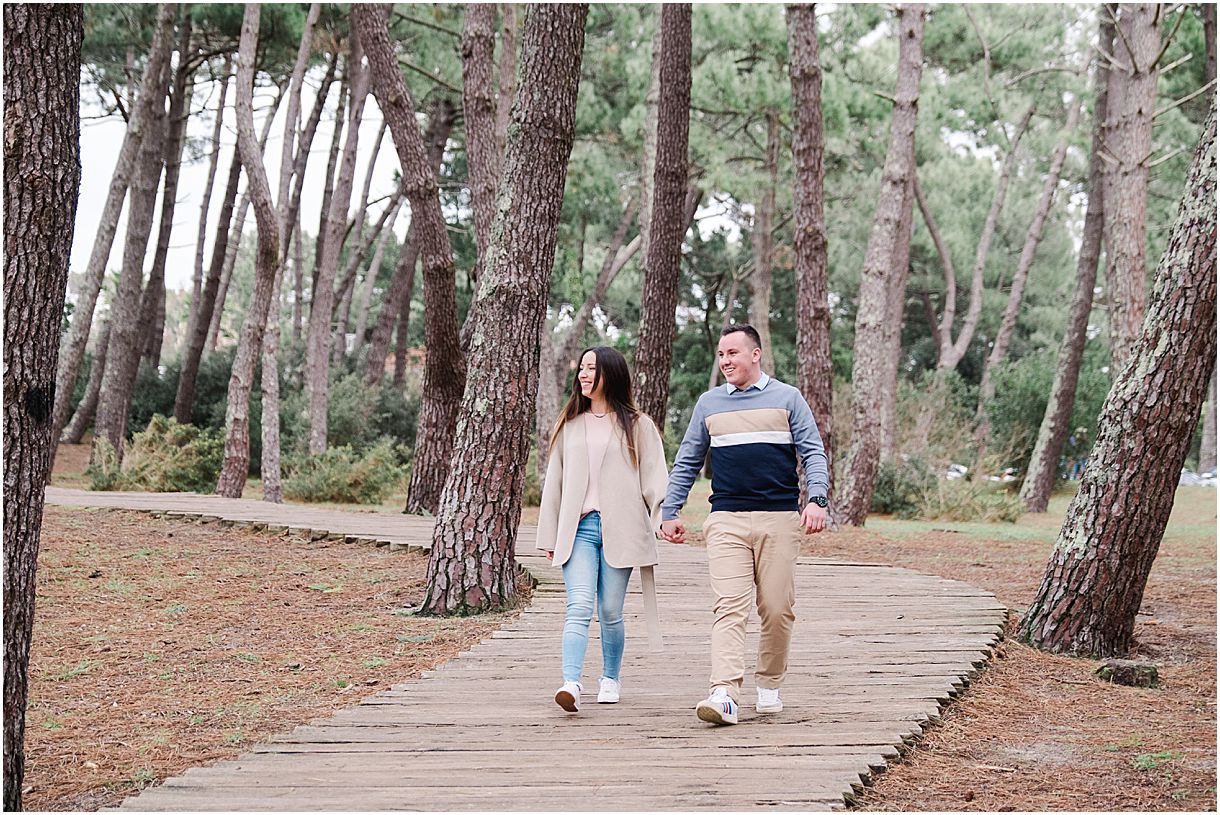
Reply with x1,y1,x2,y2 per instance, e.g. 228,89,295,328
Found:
597,677,621,703
554,681,582,712
756,686,783,713
695,687,738,725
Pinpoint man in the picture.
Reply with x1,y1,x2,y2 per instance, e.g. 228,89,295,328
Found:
660,324,829,726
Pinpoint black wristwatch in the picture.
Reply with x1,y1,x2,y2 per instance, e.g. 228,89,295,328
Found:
810,495,828,508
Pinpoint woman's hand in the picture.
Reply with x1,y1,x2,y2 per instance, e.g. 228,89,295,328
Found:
546,550,554,561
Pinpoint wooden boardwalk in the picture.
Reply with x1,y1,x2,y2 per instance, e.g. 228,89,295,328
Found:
45,487,1006,811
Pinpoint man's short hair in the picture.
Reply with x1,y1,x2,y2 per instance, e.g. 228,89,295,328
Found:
721,323,762,350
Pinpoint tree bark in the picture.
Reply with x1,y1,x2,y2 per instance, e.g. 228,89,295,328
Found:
638,18,664,263
878,174,914,462
352,199,403,358
834,4,925,527
49,3,175,450
92,57,170,463
186,54,231,354
313,76,348,299
422,3,587,616
463,3,502,293
1204,3,1216,89
1017,104,1216,657
633,3,692,430
393,287,413,387
748,107,781,374
3,7,82,808
216,4,282,499
1200,374,1217,473
140,8,195,368
62,321,110,445
292,221,306,345
495,3,519,160
361,99,455,386
307,35,370,454
354,3,466,515
1102,3,1161,373
975,101,1081,455
1021,18,1113,513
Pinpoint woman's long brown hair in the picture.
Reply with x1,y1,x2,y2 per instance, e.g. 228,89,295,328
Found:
549,346,641,468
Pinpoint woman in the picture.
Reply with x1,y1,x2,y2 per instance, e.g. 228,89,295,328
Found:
537,346,669,712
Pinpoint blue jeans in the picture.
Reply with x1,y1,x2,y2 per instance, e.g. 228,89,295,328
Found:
561,512,633,684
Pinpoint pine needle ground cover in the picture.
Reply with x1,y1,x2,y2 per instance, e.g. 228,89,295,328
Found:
24,506,522,811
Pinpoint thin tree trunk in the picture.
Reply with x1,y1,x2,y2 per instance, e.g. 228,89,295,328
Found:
3,7,82,808
62,321,111,444
355,3,466,514
936,104,1036,372
292,216,306,345
332,185,403,319
834,4,925,527
1021,18,1113,513
463,3,501,293
141,9,195,367
331,117,388,310
352,200,402,358
638,17,664,263
261,265,285,503
1102,3,1161,373
1017,104,1216,657
307,37,370,454
285,50,338,270
361,99,455,386
422,3,587,616
313,76,348,302
709,269,744,391
185,54,231,354
788,2,833,494
92,59,170,463
1200,374,1217,473
975,102,1081,456
216,4,282,499
49,3,175,449
633,3,692,429
1204,3,1216,89
206,83,286,353
748,107,781,374
878,174,914,462
393,286,413,386
495,3,518,160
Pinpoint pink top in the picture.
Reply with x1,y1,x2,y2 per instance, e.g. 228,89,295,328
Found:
580,412,613,515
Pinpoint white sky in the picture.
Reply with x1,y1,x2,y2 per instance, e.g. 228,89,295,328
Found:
72,66,408,295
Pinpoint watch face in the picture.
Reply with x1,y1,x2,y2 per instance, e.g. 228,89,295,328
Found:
812,496,828,508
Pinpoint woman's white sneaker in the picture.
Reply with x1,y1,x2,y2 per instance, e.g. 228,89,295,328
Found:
597,677,621,703
554,681,582,712
756,686,783,713
695,688,738,725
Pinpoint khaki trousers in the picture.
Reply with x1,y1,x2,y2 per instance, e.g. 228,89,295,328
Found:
703,510,802,701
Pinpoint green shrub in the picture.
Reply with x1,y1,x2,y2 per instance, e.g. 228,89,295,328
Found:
88,416,224,493
915,478,1024,523
870,456,936,518
283,438,408,504
279,374,418,465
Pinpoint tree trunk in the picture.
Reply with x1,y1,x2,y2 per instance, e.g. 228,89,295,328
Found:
748,107,781,374
140,8,195,368
638,18,664,263
393,288,413,387
422,3,587,616
330,119,388,316
1102,3,1161,373
332,184,403,322
1017,104,1216,657
352,200,402,358
307,37,370,454
206,88,285,354
216,4,282,499
1204,3,1216,89
62,321,111,444
1021,17,1113,513
495,3,518,160
186,54,231,354
878,174,914,462
463,3,502,293
632,3,692,430
361,99,455,386
354,3,466,515
1200,374,1217,473
49,3,175,449
276,2,321,248
935,104,1036,373
975,101,1081,456
92,58,170,463
261,265,285,503
3,7,82,808
313,76,348,299
834,4,925,527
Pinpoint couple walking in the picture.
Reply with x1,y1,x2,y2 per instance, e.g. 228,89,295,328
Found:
537,324,830,725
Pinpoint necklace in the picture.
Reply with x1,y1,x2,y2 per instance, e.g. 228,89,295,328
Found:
589,410,609,418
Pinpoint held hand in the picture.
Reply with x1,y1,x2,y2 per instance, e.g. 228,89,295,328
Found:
800,503,829,534
660,519,686,544
546,551,554,561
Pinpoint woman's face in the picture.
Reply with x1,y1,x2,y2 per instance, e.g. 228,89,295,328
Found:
577,351,602,400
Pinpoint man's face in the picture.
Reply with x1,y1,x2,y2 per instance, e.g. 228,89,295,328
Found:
717,332,762,389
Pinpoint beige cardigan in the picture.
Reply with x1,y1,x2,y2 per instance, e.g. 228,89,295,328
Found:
537,412,668,569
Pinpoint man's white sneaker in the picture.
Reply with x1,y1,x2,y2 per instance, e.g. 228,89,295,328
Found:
554,681,582,712
597,677,621,703
695,688,738,725
756,686,783,713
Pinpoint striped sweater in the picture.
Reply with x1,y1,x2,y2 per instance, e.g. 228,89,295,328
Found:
662,373,829,519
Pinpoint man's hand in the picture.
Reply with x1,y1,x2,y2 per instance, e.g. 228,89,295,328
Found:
660,519,686,544
800,502,829,534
